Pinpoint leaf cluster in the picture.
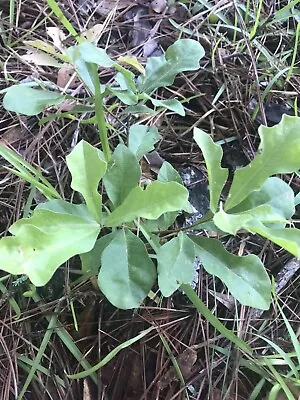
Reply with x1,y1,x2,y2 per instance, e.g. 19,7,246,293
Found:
0,35,299,315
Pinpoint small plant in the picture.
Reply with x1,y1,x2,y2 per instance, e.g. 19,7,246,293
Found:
1,114,300,311
1,1,300,355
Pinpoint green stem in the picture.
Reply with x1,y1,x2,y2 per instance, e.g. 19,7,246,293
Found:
91,64,111,162
286,21,300,83
181,284,252,355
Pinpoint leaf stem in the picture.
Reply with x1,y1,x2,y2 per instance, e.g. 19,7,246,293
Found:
90,64,111,162
181,284,252,355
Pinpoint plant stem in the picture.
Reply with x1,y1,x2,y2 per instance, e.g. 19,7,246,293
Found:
91,64,111,162
181,284,252,355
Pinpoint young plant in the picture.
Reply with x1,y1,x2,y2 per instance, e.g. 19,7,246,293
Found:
1,37,204,118
1,1,300,354
0,115,299,314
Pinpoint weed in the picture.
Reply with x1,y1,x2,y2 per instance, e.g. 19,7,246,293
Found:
0,0,299,393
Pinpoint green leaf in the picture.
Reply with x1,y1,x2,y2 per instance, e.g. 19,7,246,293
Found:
271,0,300,23
142,39,205,93
108,88,138,105
128,124,160,160
244,221,300,258
0,144,60,200
125,104,156,115
109,70,138,104
158,232,195,297
37,199,94,220
228,177,295,220
193,128,228,212
143,212,177,232
214,206,264,235
105,181,189,227
114,70,137,93
0,209,100,286
66,141,106,223
157,161,182,184
149,97,185,116
118,56,145,75
67,326,155,379
190,236,271,309
150,161,186,229
67,42,113,93
68,41,114,67
225,115,300,210
158,161,194,214
214,177,295,235
98,229,156,309
3,85,65,116
80,232,116,275
103,144,141,207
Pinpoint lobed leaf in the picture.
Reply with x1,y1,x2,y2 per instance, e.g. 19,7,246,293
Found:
114,69,137,93
228,177,295,220
104,181,189,227
108,88,138,105
244,221,300,258
157,232,195,297
67,42,113,93
190,236,271,309
143,161,183,231
143,212,178,232
0,209,100,286
66,141,106,223
193,128,228,212
157,161,182,184
3,85,65,116
149,98,185,116
214,177,295,235
37,199,94,220
142,39,205,93
225,115,300,210
98,229,156,309
68,41,114,67
128,124,160,160
103,144,141,207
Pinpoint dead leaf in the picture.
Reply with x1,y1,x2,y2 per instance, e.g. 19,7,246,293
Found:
57,100,78,112
23,39,61,57
151,0,167,13
57,66,79,89
125,6,152,49
80,24,104,44
0,117,28,146
143,151,164,174
118,56,145,74
46,27,66,53
124,5,161,56
21,52,63,67
208,290,236,311
95,0,138,16
157,347,197,389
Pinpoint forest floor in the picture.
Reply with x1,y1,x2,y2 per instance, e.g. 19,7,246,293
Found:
0,1,299,399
